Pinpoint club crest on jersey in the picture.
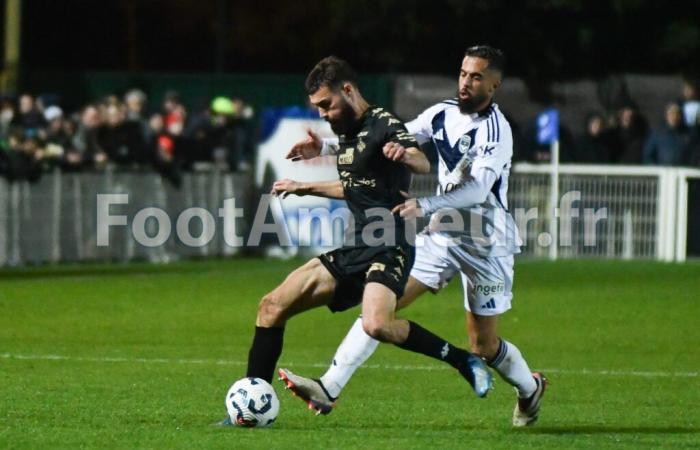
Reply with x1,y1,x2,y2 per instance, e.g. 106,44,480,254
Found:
458,133,472,154
338,148,354,165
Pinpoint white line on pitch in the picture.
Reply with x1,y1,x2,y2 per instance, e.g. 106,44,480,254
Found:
0,353,697,379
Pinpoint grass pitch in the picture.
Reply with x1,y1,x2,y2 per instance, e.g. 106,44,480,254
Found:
1,258,699,449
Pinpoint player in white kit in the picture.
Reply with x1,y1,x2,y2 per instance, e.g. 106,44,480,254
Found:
279,46,547,426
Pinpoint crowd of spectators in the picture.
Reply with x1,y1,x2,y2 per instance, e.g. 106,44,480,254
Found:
0,89,255,186
517,78,700,166
2,78,700,187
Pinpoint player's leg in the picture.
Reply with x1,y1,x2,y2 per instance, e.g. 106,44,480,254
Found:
318,276,429,395
246,257,336,383
466,310,546,426
279,275,431,414
459,254,546,426
285,237,463,407
467,311,537,395
361,281,492,398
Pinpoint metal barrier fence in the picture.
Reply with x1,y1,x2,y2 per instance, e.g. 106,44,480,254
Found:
0,168,252,266
1,164,698,266
411,164,700,262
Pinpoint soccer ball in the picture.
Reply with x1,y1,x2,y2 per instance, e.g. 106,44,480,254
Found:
225,377,280,427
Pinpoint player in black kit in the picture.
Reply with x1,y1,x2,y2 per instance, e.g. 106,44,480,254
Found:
243,56,493,414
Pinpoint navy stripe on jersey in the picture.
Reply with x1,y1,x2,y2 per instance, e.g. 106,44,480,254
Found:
491,175,505,209
485,106,498,141
430,110,477,172
494,109,500,141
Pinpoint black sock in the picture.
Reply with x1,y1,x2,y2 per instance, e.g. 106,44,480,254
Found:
396,321,471,371
246,326,284,383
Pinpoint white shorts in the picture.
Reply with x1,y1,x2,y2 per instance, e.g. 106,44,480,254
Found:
410,233,514,316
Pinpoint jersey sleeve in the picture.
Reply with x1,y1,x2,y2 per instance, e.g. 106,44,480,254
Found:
380,112,419,149
418,167,497,214
470,114,513,178
405,103,445,144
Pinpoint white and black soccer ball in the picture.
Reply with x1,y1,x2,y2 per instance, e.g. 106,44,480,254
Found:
225,377,280,427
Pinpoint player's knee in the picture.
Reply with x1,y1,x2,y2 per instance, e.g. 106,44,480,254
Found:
257,292,286,326
362,316,390,342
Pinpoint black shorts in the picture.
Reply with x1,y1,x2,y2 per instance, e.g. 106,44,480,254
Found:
318,244,415,313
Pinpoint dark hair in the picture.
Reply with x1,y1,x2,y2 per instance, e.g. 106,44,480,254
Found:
305,56,359,95
464,45,505,74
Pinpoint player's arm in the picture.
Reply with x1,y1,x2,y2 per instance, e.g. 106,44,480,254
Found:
286,129,326,160
416,117,513,213
395,127,512,218
418,167,497,213
392,167,497,218
271,179,344,199
382,142,431,174
383,114,431,174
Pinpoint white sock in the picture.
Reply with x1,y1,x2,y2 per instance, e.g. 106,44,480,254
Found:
488,339,537,399
320,317,379,399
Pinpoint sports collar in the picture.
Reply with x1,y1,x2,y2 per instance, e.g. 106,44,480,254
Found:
476,101,494,118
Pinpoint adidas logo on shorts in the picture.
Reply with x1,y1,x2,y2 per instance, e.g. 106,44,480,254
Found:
480,298,496,309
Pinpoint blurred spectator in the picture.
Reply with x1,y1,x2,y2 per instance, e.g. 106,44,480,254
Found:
0,95,15,139
97,102,147,167
681,79,700,128
186,96,254,171
186,96,233,168
146,112,164,144
575,112,620,163
124,88,151,142
124,89,147,122
43,106,83,171
0,127,43,182
72,104,104,168
13,94,44,130
643,103,692,166
162,90,183,116
616,105,649,164
687,114,700,167
147,112,183,188
43,106,67,165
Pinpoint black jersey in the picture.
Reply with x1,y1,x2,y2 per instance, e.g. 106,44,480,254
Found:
335,106,418,246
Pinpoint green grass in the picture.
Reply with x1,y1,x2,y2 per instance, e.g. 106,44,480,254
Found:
1,258,700,449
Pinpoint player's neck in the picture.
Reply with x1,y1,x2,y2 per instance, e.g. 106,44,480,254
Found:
352,97,370,120
461,98,494,116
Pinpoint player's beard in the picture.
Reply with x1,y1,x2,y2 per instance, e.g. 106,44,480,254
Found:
457,90,488,114
327,99,357,136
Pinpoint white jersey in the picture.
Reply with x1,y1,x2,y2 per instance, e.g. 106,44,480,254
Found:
406,99,521,257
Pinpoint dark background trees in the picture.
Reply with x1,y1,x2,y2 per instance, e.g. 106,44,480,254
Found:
16,0,700,81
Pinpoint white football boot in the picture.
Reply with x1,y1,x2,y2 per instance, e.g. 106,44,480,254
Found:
278,368,336,415
512,372,548,427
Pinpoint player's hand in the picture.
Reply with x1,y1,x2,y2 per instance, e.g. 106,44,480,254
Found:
286,129,322,161
391,191,424,219
383,142,406,162
271,179,305,198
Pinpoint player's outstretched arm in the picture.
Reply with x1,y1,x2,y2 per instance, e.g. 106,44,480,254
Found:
382,142,430,174
286,129,323,161
392,168,499,219
419,167,497,214
271,179,345,199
